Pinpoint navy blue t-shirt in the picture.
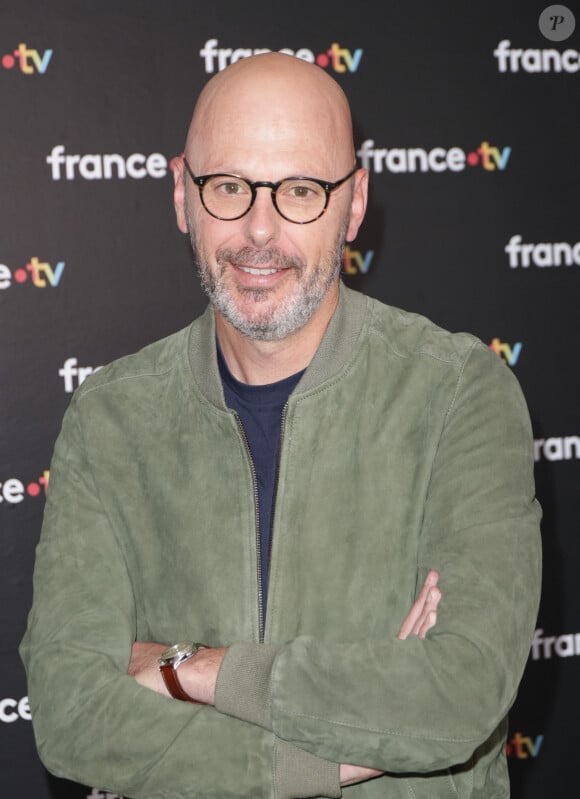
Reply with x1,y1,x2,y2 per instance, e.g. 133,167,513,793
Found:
217,345,304,619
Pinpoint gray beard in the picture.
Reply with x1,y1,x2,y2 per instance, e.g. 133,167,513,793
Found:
186,215,346,342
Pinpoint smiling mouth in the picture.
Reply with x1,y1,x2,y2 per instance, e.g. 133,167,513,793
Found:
218,246,304,277
236,265,287,276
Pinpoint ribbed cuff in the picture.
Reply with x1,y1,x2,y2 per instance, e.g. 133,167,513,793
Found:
215,641,280,729
274,739,341,799
215,643,341,798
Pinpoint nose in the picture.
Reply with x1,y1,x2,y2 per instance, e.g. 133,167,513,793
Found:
242,186,281,247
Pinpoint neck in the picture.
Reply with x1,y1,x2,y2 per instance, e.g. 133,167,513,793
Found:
215,282,340,385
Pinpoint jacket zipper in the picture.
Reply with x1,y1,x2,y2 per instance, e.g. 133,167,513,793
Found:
233,412,264,643
267,402,289,601
233,402,289,645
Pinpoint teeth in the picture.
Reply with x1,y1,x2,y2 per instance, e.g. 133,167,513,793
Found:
238,266,279,276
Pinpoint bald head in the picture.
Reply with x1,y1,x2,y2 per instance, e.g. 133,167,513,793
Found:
185,53,355,180
175,52,368,349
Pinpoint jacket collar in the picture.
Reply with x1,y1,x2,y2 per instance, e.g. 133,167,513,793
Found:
187,282,368,409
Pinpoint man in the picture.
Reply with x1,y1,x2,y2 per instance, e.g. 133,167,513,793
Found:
21,53,541,798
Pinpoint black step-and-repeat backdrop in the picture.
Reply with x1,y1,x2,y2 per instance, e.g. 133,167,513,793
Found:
2,1,578,797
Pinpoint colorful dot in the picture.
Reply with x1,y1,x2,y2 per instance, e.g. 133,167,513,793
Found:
466,152,479,166
14,268,27,283
27,482,41,497
316,53,329,67
2,53,15,69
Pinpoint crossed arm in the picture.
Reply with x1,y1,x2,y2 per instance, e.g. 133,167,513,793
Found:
21,341,541,797
128,570,442,788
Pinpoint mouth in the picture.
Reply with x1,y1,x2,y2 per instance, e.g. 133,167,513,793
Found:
216,247,304,284
236,265,288,276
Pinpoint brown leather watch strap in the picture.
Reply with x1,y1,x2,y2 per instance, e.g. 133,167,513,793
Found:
159,642,209,704
160,661,204,704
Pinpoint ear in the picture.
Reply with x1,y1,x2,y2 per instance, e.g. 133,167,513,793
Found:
345,168,368,243
172,155,188,234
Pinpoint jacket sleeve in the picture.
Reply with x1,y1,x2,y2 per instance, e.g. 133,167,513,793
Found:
19,398,340,799
214,342,542,773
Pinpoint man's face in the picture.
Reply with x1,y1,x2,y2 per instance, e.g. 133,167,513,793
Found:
184,190,349,342
176,66,367,341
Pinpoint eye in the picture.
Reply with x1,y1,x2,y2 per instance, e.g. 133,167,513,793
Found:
283,181,321,201
294,185,314,198
215,179,245,196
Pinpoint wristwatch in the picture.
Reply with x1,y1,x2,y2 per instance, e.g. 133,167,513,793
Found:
158,641,207,703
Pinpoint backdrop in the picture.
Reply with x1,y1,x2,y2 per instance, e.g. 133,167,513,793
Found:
1,1,578,797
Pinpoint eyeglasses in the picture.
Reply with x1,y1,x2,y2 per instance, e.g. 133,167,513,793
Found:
183,157,357,225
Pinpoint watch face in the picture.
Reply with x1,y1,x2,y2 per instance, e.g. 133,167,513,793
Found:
159,641,193,665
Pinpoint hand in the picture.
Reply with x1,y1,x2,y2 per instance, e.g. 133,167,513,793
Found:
339,571,441,787
397,570,441,640
128,641,227,705
339,763,383,787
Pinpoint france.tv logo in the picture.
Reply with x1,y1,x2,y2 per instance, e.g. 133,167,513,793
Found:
1,43,52,74
0,258,65,289
489,338,522,367
200,39,362,74
0,471,49,505
357,140,512,174
314,43,363,72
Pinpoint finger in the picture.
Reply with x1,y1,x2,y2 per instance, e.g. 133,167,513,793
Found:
397,570,439,640
340,764,384,786
397,573,436,639
417,609,438,639
416,570,439,606
425,569,440,589
411,585,441,635
417,589,440,636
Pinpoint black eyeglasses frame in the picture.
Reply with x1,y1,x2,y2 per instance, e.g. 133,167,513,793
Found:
182,157,357,225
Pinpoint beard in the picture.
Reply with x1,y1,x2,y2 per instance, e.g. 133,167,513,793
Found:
185,206,347,342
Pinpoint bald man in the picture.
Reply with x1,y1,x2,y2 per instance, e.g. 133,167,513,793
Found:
21,54,541,799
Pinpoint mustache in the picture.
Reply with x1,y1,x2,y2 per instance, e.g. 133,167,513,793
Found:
216,246,305,271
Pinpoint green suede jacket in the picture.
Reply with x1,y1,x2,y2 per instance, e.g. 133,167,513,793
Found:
21,285,541,799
